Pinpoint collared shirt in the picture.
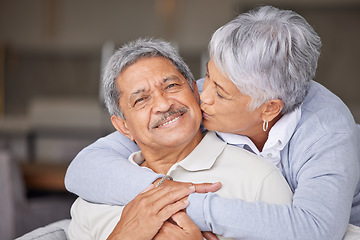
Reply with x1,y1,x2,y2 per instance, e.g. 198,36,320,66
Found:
217,107,301,170
68,131,292,240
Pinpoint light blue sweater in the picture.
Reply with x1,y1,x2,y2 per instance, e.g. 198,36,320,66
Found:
65,80,360,239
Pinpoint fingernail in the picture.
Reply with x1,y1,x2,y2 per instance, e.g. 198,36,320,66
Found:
189,186,195,192
184,200,190,206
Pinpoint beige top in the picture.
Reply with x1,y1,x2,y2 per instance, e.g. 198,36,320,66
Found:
68,131,293,240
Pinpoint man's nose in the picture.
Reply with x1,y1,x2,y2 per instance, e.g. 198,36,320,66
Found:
152,92,173,113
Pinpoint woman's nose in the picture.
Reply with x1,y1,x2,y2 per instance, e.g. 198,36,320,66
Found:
200,83,214,105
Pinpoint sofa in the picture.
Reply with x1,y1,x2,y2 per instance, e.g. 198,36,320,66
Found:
16,220,70,240
0,150,75,240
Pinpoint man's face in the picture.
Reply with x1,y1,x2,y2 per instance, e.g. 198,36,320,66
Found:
112,57,202,150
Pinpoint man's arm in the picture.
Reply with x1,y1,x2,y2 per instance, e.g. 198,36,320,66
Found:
65,131,163,205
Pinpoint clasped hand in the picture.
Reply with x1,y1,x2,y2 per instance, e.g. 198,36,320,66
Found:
107,180,221,240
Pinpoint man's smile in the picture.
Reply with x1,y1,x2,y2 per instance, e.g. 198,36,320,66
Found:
157,115,182,127
149,107,188,129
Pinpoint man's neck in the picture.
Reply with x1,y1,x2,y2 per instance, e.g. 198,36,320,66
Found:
139,130,204,175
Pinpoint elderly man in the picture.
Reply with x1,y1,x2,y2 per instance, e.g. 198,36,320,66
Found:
68,38,292,240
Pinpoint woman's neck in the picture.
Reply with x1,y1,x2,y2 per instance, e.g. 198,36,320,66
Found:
250,114,283,152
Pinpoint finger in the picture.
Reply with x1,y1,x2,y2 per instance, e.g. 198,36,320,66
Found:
193,182,222,193
140,181,194,200
154,222,180,240
147,184,194,212
171,211,196,230
170,212,203,239
157,199,190,221
202,231,220,240
140,183,155,193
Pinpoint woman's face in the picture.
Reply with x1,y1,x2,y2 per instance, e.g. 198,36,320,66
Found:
200,59,264,136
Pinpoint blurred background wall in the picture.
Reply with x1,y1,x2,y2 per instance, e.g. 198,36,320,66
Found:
0,0,359,238
1,0,360,118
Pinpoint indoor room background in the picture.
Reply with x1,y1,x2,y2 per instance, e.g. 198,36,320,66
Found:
0,0,359,238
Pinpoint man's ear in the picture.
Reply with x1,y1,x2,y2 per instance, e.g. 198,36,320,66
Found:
111,115,134,141
192,81,200,103
261,99,284,122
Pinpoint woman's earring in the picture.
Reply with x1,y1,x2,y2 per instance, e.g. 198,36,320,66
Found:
263,120,268,132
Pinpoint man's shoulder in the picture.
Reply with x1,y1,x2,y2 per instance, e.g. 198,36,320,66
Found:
221,143,280,174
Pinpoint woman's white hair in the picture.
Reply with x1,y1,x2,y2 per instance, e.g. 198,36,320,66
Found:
209,5,322,114
103,38,195,118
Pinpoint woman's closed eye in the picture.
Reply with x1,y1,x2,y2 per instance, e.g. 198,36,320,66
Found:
216,91,224,98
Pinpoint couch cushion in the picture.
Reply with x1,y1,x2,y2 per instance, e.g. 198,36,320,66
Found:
16,219,70,240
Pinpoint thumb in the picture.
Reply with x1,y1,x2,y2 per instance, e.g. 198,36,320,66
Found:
193,182,222,193
170,212,196,231
140,183,155,193
202,231,220,240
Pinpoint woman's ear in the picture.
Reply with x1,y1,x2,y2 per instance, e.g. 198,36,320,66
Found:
262,99,284,122
111,115,134,141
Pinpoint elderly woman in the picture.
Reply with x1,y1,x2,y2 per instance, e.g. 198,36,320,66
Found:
65,6,360,240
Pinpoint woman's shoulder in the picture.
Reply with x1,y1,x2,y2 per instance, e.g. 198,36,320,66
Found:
299,81,356,135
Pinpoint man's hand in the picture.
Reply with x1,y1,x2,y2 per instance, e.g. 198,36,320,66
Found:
107,180,221,240
107,184,195,240
153,212,203,240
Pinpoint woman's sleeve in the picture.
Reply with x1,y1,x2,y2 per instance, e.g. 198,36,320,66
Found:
187,132,359,240
64,131,163,205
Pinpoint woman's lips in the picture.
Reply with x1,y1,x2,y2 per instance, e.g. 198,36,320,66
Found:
202,111,211,119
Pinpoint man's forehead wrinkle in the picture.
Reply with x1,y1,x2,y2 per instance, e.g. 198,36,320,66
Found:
131,88,146,96
127,73,184,99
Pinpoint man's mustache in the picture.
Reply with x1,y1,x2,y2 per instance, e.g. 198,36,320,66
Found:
148,107,188,129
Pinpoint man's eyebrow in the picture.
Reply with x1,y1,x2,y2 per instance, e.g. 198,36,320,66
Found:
130,88,146,99
163,75,181,83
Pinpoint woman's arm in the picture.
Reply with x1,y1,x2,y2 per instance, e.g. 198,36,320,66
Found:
187,132,359,240
65,131,163,205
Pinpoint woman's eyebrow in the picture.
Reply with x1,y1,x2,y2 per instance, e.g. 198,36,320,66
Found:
214,82,230,95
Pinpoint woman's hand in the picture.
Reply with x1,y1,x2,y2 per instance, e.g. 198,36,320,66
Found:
154,179,222,194
107,183,195,240
153,211,204,240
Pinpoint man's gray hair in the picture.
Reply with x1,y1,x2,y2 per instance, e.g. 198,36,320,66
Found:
209,5,322,114
103,38,195,118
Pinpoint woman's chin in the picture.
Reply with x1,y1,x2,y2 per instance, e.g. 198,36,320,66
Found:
202,120,217,131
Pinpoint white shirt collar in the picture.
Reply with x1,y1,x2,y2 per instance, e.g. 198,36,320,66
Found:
264,106,301,152
217,107,301,167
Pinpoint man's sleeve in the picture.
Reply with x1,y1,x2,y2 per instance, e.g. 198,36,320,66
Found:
68,197,127,240
65,131,163,205
187,133,359,240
